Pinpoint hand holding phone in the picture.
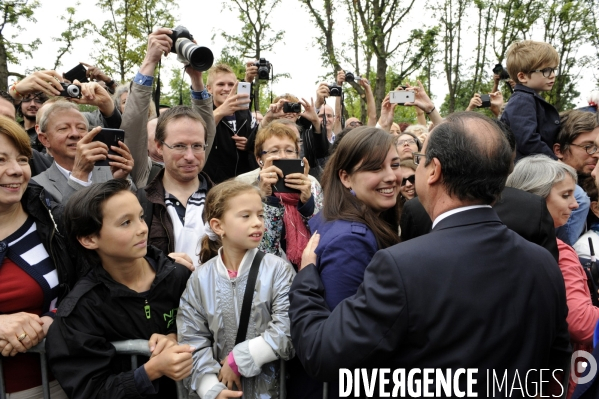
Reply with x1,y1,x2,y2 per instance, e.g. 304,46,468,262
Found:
389,91,415,105
91,128,125,166
273,159,304,194
236,82,251,109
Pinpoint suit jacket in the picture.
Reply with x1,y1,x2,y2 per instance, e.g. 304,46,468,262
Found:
289,208,571,397
400,187,559,262
31,162,114,204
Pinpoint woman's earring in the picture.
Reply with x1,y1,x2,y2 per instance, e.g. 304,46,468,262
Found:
349,188,356,196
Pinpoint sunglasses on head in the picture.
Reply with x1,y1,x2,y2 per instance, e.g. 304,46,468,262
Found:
401,175,415,186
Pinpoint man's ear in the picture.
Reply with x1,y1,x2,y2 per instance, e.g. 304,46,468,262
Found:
38,132,50,148
78,235,99,250
338,169,352,189
427,158,442,185
206,83,213,95
553,143,564,160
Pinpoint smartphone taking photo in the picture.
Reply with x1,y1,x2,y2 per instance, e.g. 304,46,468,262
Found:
91,128,125,166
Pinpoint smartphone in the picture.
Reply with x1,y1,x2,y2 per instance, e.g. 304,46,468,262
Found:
92,128,125,166
478,94,491,108
64,64,88,83
272,159,304,194
237,82,251,109
390,91,415,104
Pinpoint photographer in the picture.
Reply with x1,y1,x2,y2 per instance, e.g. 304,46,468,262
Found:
378,81,442,132
203,62,257,183
336,69,377,127
79,62,117,94
118,27,216,188
465,92,504,118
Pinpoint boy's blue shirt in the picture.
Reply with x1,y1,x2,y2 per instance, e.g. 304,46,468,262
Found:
500,83,560,161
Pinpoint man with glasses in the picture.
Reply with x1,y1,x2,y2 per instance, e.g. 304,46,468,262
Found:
551,110,599,244
18,92,48,152
500,40,561,161
137,106,214,268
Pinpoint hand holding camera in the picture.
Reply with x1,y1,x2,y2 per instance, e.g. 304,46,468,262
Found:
140,28,174,76
245,60,259,83
10,70,64,100
70,80,114,116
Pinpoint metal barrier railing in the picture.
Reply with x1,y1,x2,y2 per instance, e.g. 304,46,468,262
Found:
1,339,288,399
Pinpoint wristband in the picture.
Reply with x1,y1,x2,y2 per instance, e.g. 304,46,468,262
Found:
11,82,23,98
425,106,435,115
227,352,241,376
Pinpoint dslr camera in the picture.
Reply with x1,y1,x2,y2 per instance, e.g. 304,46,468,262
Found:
283,102,301,113
58,82,82,99
253,58,271,80
169,26,214,71
492,64,510,80
328,84,342,97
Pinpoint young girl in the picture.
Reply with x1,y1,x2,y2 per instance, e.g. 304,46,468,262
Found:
177,180,295,399
46,180,194,399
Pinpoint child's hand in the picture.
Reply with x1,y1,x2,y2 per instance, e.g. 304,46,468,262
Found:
144,344,195,381
219,356,242,391
216,389,243,399
148,333,177,358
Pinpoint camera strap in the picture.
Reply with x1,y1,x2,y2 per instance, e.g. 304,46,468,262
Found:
235,250,265,345
154,60,162,117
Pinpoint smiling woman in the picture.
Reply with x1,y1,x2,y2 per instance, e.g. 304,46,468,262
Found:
0,116,75,398
507,154,599,398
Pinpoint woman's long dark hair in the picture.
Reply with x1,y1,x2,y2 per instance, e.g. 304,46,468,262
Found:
321,127,400,249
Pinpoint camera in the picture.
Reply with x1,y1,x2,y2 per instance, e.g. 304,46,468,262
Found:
283,102,301,113
169,26,214,71
58,82,82,99
478,94,491,108
492,64,510,80
253,58,271,80
345,71,357,83
328,84,342,97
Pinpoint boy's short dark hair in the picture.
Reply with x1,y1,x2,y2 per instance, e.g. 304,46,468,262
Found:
506,40,559,84
64,179,132,271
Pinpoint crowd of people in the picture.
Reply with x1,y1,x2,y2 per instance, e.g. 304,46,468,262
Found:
2,26,599,399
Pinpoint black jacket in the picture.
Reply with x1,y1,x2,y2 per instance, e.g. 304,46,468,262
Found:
500,84,560,161
290,208,570,396
203,107,257,184
22,184,77,304
400,187,560,262
46,247,191,399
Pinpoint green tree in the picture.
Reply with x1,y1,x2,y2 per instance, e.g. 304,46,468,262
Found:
0,0,41,90
52,5,93,70
221,0,284,111
160,66,191,107
93,0,176,84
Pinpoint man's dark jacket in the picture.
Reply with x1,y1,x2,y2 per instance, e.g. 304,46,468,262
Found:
290,208,571,397
400,187,559,262
46,247,191,399
500,84,560,161
203,107,257,184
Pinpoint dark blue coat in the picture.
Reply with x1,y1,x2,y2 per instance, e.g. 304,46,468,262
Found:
308,213,378,310
500,84,560,161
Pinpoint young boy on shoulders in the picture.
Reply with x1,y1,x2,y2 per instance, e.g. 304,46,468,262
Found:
500,40,561,161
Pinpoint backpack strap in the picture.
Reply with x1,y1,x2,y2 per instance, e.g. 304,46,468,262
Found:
235,251,265,345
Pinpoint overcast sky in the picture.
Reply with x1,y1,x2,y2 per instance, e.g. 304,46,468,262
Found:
8,0,597,109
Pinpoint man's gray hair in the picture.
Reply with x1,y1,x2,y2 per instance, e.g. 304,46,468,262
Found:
506,154,578,199
39,101,88,133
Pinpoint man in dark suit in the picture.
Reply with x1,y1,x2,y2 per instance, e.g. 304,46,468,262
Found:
400,187,559,262
289,112,571,397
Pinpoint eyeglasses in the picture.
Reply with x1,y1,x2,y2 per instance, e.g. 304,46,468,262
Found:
348,121,363,127
570,143,599,155
161,141,207,153
22,97,45,105
530,67,558,78
261,148,298,157
413,152,426,165
401,175,415,186
397,139,417,146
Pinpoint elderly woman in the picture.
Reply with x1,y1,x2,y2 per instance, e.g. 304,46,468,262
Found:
0,116,74,398
506,154,599,398
236,121,323,268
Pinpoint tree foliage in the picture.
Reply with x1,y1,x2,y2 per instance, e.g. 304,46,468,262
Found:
52,5,93,70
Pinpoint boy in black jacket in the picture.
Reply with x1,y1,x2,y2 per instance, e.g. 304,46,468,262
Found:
46,180,193,399
500,40,561,161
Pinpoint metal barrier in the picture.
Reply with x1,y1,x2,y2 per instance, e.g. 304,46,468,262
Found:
1,340,288,399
